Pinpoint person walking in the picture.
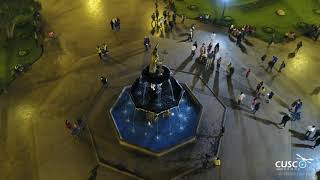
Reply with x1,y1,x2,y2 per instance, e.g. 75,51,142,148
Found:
278,61,286,72
65,120,73,130
311,138,320,149
295,41,303,52
305,125,316,140
252,102,261,114
278,113,291,128
214,43,220,55
266,91,274,103
237,92,246,104
96,46,102,59
245,68,251,78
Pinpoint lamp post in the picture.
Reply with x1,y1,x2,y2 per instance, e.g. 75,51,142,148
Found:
221,0,227,19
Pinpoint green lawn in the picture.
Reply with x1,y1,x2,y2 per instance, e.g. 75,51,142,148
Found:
175,0,320,42
0,23,42,88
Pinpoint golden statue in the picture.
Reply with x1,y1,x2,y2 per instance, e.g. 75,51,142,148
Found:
149,43,159,74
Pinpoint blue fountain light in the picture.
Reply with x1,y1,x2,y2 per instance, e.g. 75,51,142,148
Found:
110,84,202,156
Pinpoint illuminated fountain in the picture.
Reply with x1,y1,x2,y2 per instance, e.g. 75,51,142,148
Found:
110,44,203,156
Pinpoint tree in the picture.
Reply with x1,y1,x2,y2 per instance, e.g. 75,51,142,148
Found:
0,0,41,39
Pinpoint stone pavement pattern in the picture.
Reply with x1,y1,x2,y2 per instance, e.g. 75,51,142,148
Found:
1,0,320,180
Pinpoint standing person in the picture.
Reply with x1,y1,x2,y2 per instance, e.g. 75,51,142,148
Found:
110,19,114,30
266,60,275,72
116,17,120,31
181,15,185,24
267,34,274,48
193,41,198,49
216,57,222,72
169,21,174,31
245,68,251,78
229,65,235,77
295,41,303,52
207,42,213,53
144,36,151,51
294,101,303,113
278,113,291,128
289,99,301,111
96,46,102,59
266,91,274,103
251,96,258,109
305,125,316,140
226,63,232,76
278,61,286,72
172,11,177,24
256,81,264,93
151,13,156,23
261,54,267,62
311,129,320,141
214,43,220,55
65,120,73,130
252,102,261,114
100,76,108,86
211,32,216,42
191,43,197,57
237,92,246,104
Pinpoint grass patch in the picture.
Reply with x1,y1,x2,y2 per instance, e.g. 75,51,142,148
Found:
175,0,320,42
0,23,42,88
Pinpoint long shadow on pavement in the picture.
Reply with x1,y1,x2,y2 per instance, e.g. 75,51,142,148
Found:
288,129,306,141
244,114,279,128
173,55,193,75
292,143,313,149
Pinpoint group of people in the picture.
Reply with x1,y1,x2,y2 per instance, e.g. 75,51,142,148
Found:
110,17,120,31
237,81,274,114
96,44,109,60
228,24,255,46
65,119,85,137
151,4,177,32
191,38,219,63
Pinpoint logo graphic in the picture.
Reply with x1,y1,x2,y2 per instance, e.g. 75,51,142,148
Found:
275,154,313,170
295,154,313,168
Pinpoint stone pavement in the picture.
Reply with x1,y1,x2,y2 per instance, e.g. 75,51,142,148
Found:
1,0,320,180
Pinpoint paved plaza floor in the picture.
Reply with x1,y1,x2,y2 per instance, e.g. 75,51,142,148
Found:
0,0,320,180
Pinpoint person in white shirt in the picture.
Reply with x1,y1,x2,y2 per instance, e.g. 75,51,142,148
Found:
305,125,316,139
237,92,246,104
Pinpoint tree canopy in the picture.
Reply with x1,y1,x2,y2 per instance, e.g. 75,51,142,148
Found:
0,0,41,39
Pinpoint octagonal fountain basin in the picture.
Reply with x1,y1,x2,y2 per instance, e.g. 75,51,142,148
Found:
110,84,202,156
